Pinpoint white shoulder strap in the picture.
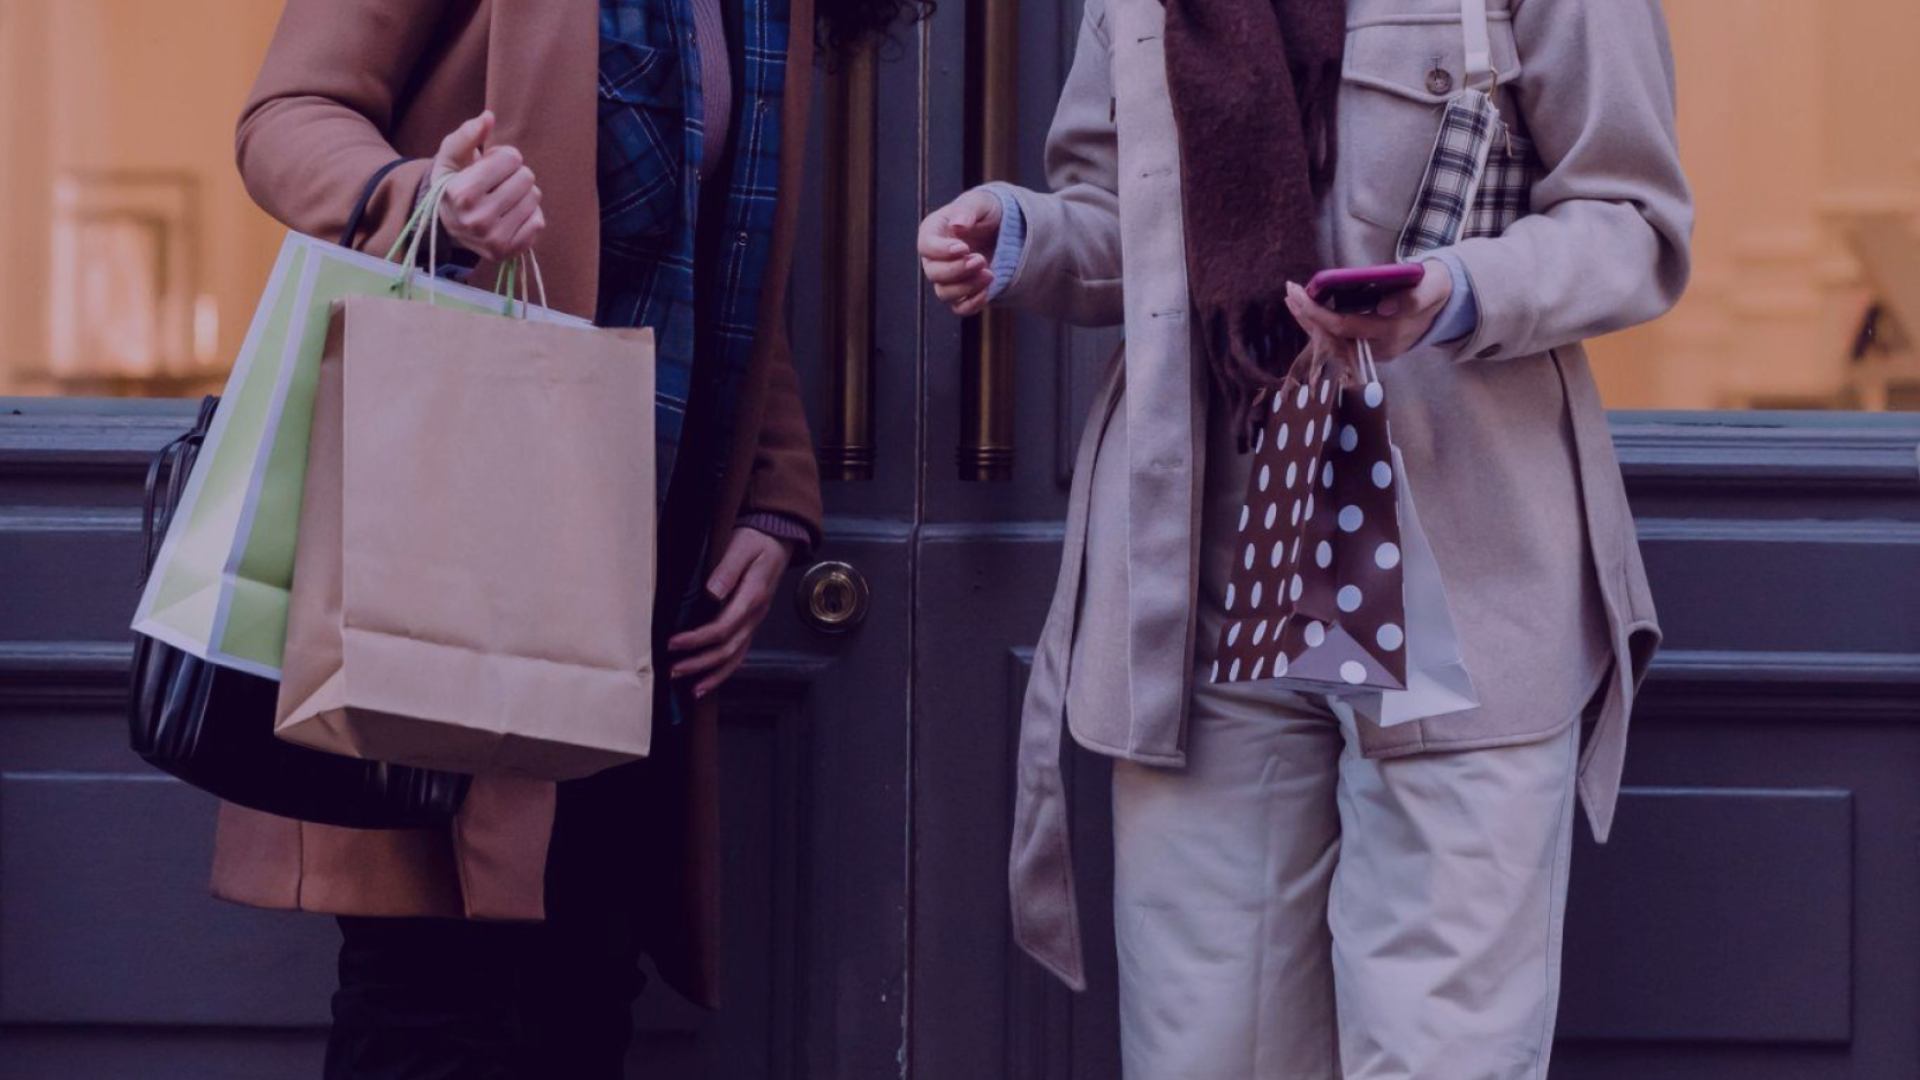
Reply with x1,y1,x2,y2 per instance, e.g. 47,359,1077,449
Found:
1461,0,1494,89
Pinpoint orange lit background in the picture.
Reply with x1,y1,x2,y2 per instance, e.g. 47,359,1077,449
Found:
2,0,1917,410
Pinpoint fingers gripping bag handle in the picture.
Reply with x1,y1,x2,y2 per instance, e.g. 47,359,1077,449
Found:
389,173,552,317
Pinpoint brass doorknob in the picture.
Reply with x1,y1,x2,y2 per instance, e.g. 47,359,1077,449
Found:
796,561,871,634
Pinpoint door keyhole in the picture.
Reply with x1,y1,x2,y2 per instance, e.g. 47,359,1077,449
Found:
796,561,871,634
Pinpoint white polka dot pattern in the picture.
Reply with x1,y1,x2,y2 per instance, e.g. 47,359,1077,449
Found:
1375,542,1401,570
1210,343,1409,693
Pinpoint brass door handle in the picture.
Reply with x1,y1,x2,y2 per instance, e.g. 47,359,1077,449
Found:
819,39,879,482
960,0,1019,482
795,561,871,634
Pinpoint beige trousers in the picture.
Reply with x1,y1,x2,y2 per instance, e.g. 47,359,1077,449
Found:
1112,678,1580,1080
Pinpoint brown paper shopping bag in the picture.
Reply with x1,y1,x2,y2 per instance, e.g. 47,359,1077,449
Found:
275,295,657,781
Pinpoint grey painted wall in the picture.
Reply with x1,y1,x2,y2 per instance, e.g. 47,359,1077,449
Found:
4,408,1919,1079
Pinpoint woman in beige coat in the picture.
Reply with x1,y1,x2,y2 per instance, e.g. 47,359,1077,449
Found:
920,0,1692,1076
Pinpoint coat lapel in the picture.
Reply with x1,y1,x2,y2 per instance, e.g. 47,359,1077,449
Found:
485,0,602,318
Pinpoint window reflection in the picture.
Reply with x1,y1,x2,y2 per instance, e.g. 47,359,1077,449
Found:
1585,0,1920,411
0,0,277,397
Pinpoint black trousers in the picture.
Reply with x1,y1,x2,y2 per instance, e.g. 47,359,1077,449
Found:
323,740,682,1080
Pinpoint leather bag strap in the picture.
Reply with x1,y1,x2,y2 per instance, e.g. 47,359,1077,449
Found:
1461,0,1494,89
139,395,219,586
339,157,415,250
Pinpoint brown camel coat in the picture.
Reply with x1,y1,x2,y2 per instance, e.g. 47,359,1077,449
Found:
209,0,822,1008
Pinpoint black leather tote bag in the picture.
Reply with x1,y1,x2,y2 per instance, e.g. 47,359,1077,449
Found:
128,395,471,829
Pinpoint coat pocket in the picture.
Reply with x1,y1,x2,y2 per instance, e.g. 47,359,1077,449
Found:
597,37,686,242
1338,15,1524,233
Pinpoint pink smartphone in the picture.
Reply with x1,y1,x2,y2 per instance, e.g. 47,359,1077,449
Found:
1306,263,1426,315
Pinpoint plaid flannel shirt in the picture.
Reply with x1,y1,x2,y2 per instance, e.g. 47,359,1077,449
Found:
597,0,789,510
599,0,795,725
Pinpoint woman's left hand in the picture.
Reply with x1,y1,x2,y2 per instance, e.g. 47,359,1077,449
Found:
1284,260,1454,363
667,527,795,699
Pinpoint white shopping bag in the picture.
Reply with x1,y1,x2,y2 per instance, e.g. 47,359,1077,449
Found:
133,220,588,679
1346,445,1479,727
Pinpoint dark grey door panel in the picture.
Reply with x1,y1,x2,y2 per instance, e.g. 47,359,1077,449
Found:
0,372,913,1080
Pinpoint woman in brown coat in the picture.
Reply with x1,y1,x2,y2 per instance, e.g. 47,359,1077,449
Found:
217,1,919,1076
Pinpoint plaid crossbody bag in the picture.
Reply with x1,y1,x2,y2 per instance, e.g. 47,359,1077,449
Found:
1394,0,1538,260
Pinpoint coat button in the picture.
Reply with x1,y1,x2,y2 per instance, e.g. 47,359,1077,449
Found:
1426,68,1455,96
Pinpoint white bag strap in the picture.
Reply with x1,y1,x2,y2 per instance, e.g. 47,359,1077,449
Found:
1461,0,1494,90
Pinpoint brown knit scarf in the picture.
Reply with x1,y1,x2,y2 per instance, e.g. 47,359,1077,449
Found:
1162,0,1346,447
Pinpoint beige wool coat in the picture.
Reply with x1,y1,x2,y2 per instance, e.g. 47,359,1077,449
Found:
991,0,1693,990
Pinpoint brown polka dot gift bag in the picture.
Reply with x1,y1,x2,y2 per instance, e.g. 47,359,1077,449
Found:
1210,339,1477,726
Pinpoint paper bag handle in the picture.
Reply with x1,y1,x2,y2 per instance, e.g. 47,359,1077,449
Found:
387,174,551,317
492,251,552,320
1356,338,1381,385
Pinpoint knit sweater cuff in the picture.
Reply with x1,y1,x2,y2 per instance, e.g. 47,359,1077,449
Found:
737,511,814,554
984,188,1027,303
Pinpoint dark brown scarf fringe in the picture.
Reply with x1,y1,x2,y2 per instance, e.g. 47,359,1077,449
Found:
1202,300,1312,449
1162,0,1346,448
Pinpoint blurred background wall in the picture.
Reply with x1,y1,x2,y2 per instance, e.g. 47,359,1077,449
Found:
2,0,1919,409
1587,0,1920,409
0,0,280,397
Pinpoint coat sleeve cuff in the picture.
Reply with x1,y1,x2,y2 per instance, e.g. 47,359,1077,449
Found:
978,181,1041,303
1435,236,1537,362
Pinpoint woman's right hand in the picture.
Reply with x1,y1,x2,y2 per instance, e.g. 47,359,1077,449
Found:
431,111,546,262
918,189,1004,317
